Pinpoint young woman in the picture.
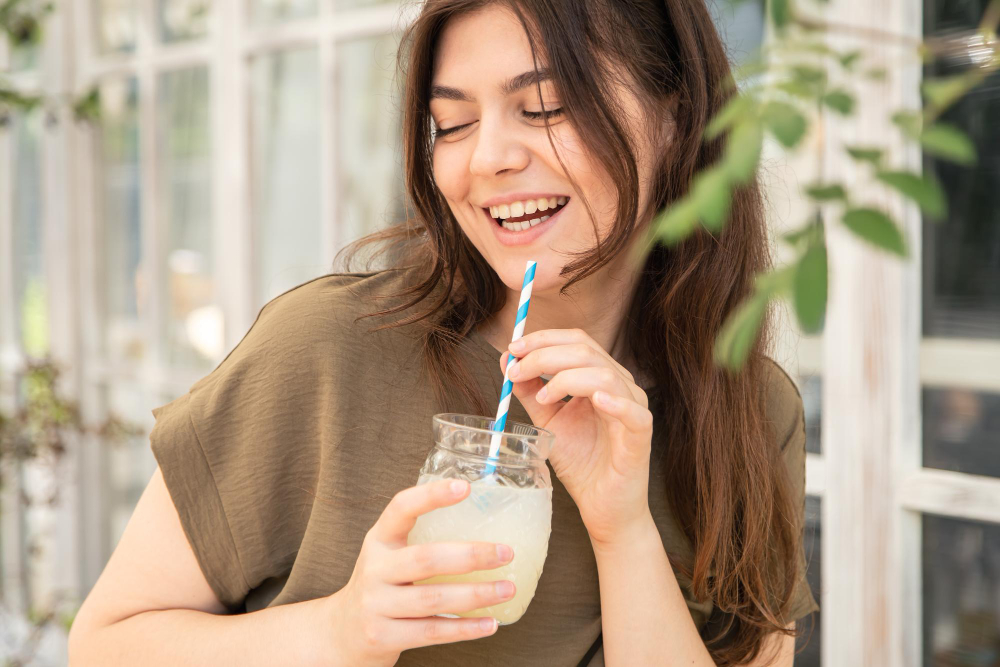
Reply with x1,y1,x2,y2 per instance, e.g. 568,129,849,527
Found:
69,1,818,665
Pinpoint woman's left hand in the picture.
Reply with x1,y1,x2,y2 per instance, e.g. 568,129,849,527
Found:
499,328,654,548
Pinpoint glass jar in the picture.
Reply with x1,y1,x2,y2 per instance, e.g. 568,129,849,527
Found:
406,413,555,625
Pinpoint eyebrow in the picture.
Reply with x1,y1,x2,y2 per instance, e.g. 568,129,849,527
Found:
430,68,552,102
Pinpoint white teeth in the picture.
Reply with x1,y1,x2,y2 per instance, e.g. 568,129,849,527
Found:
529,218,541,227
537,199,549,212
499,204,510,219
491,205,499,218
557,196,566,205
510,201,525,217
547,196,557,208
540,215,550,222
490,196,568,222
525,200,537,215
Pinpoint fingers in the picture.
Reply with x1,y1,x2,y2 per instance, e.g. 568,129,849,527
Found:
384,541,514,584
373,479,469,544
592,390,655,434
382,616,499,650
508,328,635,383
505,343,603,383
389,580,516,618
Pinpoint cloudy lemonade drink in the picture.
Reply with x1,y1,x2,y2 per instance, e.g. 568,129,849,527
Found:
410,413,555,626
407,473,553,625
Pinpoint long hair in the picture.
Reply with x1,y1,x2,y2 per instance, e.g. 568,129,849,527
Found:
337,1,802,663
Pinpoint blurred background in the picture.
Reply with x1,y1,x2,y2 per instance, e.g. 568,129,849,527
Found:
0,0,997,665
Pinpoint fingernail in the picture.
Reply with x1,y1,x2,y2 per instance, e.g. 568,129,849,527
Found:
495,581,514,597
509,339,525,353
450,480,467,495
496,544,513,561
536,386,548,402
508,362,520,379
480,617,497,632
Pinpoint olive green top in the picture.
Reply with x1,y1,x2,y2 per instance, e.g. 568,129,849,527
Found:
150,268,818,666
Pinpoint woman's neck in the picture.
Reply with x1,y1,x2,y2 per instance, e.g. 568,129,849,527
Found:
477,256,649,387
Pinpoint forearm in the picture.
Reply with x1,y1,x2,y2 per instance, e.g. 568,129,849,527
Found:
69,595,336,667
591,514,714,667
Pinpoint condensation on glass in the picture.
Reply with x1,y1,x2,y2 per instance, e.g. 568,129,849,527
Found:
336,33,406,251
156,67,220,370
250,47,323,310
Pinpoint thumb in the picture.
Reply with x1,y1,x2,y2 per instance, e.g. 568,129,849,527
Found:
501,352,561,428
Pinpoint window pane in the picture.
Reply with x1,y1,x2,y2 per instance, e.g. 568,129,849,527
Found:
157,0,210,42
96,77,144,366
800,374,822,455
336,33,405,248
250,0,317,25
157,67,221,370
11,112,48,358
795,495,822,666
923,0,1000,339
93,0,137,55
923,514,1000,665
336,0,395,10
922,387,1000,479
709,0,764,67
101,382,156,550
250,48,323,309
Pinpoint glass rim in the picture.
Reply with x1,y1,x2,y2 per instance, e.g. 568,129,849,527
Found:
432,412,555,441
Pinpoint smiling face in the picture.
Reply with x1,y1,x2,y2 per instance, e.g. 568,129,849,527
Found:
430,4,665,296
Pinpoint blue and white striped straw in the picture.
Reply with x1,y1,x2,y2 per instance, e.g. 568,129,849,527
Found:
483,260,537,478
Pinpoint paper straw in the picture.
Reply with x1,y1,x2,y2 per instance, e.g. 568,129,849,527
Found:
483,260,536,478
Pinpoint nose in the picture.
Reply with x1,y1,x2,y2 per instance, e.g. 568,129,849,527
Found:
468,114,530,178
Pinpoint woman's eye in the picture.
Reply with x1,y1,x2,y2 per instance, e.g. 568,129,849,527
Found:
523,107,564,121
433,122,473,139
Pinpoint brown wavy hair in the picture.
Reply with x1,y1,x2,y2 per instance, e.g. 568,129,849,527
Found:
337,0,804,663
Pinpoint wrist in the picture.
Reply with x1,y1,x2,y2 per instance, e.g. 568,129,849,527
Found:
589,510,659,558
305,592,343,667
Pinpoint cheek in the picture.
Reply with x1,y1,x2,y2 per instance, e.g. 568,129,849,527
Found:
432,144,469,202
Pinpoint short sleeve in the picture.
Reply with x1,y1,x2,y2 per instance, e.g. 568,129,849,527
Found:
766,362,820,625
149,274,369,612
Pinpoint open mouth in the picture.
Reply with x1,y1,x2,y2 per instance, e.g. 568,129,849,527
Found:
485,196,570,232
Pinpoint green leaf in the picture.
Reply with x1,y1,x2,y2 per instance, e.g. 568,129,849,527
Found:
790,65,828,91
839,50,863,70
920,124,977,166
654,199,699,245
875,170,947,218
775,80,817,99
724,119,764,182
845,145,884,165
770,0,790,29
714,294,769,370
804,183,847,202
822,90,855,115
866,68,888,81
891,110,922,138
794,240,828,333
782,224,818,247
705,94,752,140
690,168,733,231
922,72,981,110
842,208,907,256
761,100,807,148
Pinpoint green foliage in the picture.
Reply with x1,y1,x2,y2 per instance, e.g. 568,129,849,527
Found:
842,208,907,257
920,123,977,165
652,0,999,369
794,235,828,333
876,170,946,218
761,100,807,148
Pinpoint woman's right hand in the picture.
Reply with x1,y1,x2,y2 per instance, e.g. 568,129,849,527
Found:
324,478,517,666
